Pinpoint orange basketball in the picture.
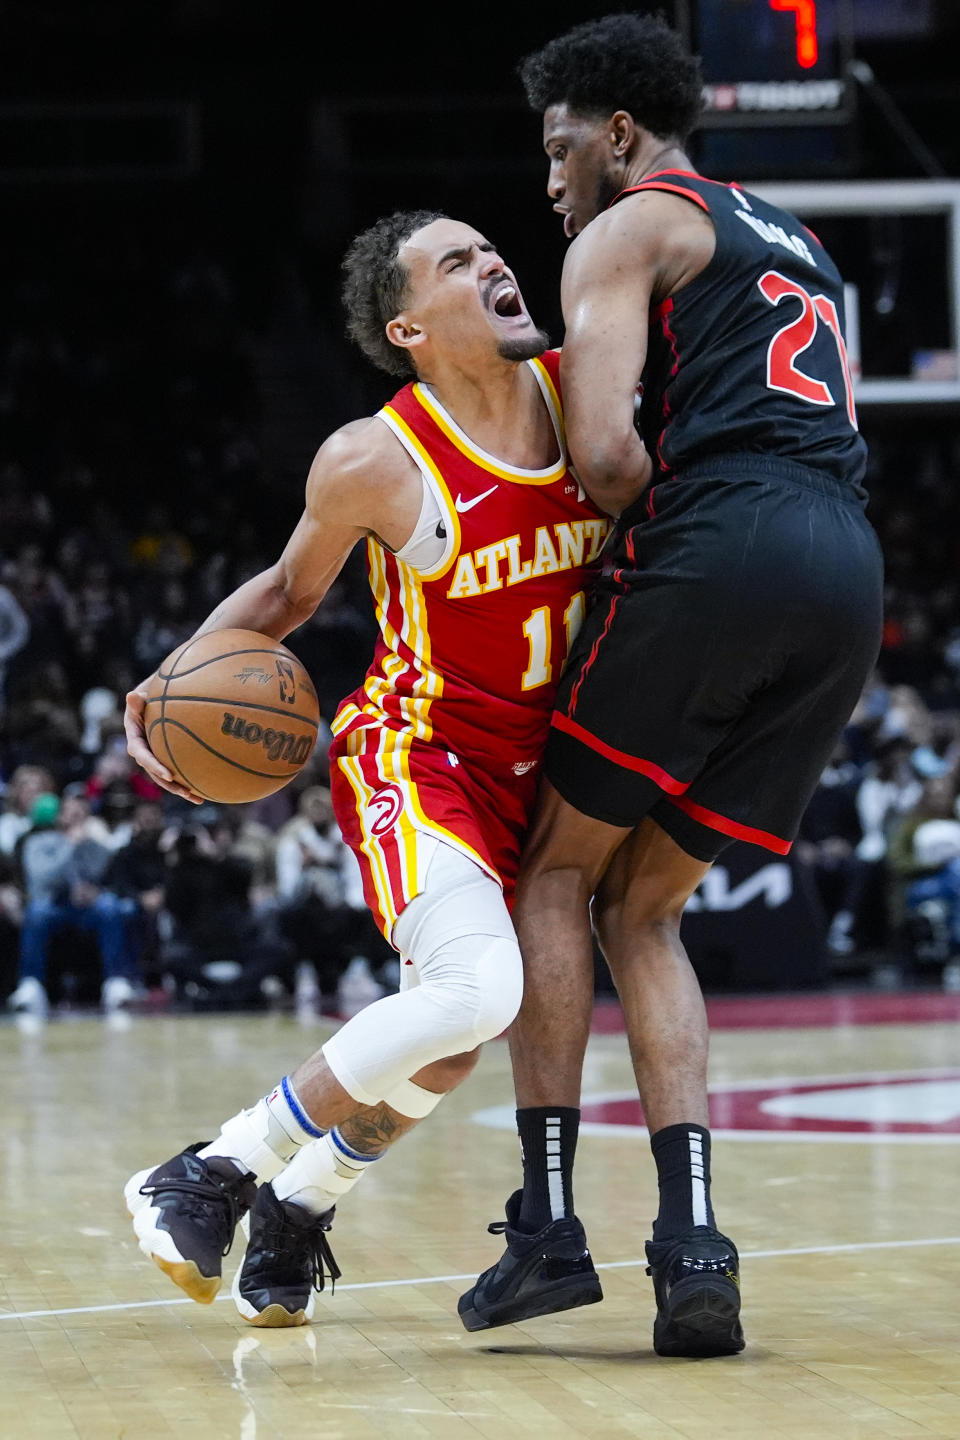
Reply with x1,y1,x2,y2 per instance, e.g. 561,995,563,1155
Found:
144,629,321,803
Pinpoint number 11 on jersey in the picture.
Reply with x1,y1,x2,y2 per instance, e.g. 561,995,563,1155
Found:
522,592,586,690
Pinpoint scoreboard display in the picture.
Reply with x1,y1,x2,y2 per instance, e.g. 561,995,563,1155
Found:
678,0,855,126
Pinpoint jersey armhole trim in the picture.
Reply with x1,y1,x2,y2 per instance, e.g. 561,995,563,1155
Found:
529,356,567,456
376,408,460,581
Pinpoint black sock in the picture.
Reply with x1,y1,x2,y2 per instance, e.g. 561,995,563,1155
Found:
650,1123,715,1242
516,1106,579,1232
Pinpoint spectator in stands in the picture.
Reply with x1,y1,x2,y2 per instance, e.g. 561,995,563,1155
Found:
96,778,139,851
3,543,74,672
7,789,142,1015
210,804,278,911
0,764,55,856
887,770,960,974
78,686,124,758
823,734,923,959
911,715,960,786
273,785,390,1010
158,806,295,1009
85,741,162,806
795,734,865,955
274,785,352,997
104,797,169,989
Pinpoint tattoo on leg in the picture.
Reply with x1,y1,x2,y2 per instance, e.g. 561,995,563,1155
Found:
338,1103,407,1156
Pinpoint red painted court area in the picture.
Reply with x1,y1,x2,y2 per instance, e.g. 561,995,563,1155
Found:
583,992,960,1137
580,1071,960,1137
591,990,960,1033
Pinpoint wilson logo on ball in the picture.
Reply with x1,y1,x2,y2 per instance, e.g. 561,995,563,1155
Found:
220,713,314,765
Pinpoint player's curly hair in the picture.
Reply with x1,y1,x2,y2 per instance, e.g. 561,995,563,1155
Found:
341,209,447,378
518,11,704,143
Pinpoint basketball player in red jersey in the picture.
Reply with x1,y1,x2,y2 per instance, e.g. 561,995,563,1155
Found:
121,211,610,1325
460,15,883,1355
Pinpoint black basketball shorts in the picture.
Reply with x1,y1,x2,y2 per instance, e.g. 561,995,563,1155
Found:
546,455,884,863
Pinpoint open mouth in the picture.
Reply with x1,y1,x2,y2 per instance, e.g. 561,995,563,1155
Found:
553,205,576,238
491,282,523,319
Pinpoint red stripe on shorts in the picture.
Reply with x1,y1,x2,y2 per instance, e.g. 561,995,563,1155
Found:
567,594,621,717
550,711,689,794
667,793,792,854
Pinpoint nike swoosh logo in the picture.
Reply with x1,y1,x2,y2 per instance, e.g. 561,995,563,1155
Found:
454,485,499,513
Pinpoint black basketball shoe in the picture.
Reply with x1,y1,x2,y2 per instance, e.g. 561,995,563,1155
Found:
232,1182,341,1327
458,1190,603,1332
645,1225,745,1357
124,1143,256,1304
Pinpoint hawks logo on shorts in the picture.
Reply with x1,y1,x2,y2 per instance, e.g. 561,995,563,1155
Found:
366,784,404,837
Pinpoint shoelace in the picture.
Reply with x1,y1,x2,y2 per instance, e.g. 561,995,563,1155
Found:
257,1210,342,1295
138,1173,249,1257
309,1218,342,1295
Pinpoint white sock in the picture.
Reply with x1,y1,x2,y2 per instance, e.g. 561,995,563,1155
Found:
273,1127,380,1216
199,1076,326,1183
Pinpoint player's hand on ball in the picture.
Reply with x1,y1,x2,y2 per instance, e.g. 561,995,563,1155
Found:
124,680,205,804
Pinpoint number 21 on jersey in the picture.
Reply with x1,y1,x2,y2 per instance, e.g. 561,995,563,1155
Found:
758,269,858,430
522,592,586,690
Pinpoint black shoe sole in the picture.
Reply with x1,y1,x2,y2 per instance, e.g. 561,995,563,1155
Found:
653,1275,744,1357
459,1273,604,1332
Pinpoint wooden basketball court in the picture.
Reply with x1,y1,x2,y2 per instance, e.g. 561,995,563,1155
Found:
3,991,960,1439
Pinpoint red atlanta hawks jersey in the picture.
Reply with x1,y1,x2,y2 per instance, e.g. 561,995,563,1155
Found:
331,350,610,771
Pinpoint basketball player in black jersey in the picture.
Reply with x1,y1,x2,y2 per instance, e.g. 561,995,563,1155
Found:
460,14,884,1356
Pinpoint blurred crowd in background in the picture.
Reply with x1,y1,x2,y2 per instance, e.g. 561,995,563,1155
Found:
2,205,959,1019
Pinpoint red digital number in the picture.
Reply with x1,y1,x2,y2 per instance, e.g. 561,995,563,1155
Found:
769,0,819,69
758,270,858,430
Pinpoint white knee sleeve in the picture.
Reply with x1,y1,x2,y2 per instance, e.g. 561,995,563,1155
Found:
322,842,523,1106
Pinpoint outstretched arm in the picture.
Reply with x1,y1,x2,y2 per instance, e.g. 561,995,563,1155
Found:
125,418,421,800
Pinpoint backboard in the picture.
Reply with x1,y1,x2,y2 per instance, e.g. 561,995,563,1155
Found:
749,179,960,405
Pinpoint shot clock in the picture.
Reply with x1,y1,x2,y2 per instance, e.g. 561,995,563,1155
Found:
676,0,855,126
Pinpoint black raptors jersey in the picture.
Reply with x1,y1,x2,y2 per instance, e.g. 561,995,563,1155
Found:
617,171,867,491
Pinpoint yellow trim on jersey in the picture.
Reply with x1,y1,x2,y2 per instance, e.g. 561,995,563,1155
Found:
362,536,409,716
530,356,566,445
358,527,445,744
380,405,461,581
412,365,566,487
336,752,401,934
395,558,444,742
330,701,363,738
